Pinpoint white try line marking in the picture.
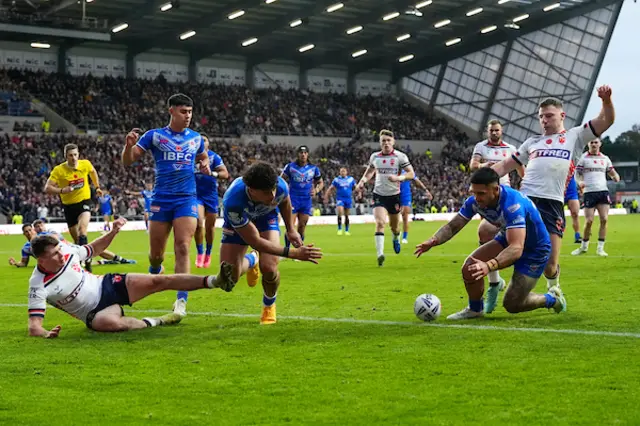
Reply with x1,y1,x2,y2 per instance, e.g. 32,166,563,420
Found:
1,250,637,259
1,303,639,339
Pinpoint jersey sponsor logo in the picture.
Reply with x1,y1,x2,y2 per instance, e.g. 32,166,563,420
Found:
162,152,193,162
150,205,161,212
56,275,85,307
69,178,85,189
227,210,243,224
507,203,521,213
530,149,571,160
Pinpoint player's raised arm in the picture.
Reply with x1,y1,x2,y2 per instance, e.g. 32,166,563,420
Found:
414,214,470,257
86,217,127,257
121,128,145,166
589,85,615,137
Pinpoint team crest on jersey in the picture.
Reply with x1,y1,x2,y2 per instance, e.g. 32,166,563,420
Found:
227,211,243,223
559,136,566,144
113,275,122,283
390,159,395,166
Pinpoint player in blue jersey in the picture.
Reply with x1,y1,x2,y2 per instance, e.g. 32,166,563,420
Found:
281,146,323,249
415,168,566,319
323,167,356,235
194,134,229,268
564,174,582,243
121,94,210,317
126,182,154,231
221,162,322,324
399,170,431,244
8,224,37,268
97,193,114,231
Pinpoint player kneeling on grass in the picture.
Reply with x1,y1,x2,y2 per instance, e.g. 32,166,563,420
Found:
220,161,323,325
27,217,235,338
414,168,566,320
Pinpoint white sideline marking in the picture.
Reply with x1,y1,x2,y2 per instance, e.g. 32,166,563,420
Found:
1,303,639,339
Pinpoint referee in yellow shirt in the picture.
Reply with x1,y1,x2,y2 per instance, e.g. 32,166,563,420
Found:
44,143,103,272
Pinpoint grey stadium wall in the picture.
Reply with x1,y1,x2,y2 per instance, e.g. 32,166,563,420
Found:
400,3,623,145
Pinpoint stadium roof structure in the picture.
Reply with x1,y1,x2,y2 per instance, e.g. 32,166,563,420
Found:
0,0,624,141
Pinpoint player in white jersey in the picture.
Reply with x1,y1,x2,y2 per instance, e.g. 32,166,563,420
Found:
469,119,523,302
572,138,620,257
355,129,415,266
27,217,235,338
493,86,615,289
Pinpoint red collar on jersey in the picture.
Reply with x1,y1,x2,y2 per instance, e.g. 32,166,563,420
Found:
485,141,508,147
377,149,396,156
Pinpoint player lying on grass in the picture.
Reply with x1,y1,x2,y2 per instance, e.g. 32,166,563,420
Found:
27,217,235,338
414,168,566,320
220,161,323,324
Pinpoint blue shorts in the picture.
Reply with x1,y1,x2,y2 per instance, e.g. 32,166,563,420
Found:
494,233,550,279
100,207,112,216
336,198,353,209
400,195,412,207
149,197,199,222
291,197,313,216
564,177,579,202
144,201,151,213
197,196,219,214
221,210,280,245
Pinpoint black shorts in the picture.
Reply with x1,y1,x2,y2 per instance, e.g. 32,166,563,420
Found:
63,199,93,228
529,196,565,237
584,191,611,209
373,193,401,215
85,273,131,330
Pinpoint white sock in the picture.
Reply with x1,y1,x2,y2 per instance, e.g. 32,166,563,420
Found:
488,271,501,284
546,268,560,288
375,233,384,257
143,317,159,327
597,240,605,251
205,275,218,288
582,240,590,250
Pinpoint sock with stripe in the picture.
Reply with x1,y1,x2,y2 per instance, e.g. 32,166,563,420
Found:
245,252,257,268
263,293,277,307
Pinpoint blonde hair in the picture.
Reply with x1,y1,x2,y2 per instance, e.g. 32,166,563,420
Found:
379,129,394,138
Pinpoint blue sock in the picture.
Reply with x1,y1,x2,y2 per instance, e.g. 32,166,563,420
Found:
469,299,484,312
149,265,162,274
263,293,277,307
285,235,290,249
206,243,213,255
338,223,342,230
301,234,305,242
402,231,408,239
245,252,257,268
544,293,557,309
196,244,204,255
575,232,581,240
345,223,350,232
177,291,188,301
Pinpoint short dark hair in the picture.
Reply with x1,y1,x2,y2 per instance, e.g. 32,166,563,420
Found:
200,132,209,140
470,168,500,185
32,219,44,227
243,162,278,191
167,93,193,108
21,224,32,232
539,97,563,109
64,143,78,156
487,119,502,127
30,235,60,258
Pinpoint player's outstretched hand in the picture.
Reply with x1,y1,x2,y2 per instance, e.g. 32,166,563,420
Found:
111,217,127,232
597,85,612,101
286,230,303,248
8,257,16,266
414,237,438,257
467,256,490,280
46,325,62,338
291,244,323,264
125,128,143,147
199,161,211,176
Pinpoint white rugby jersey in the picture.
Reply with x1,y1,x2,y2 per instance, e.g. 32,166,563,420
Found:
513,122,597,202
28,244,101,323
472,140,518,186
576,152,614,193
368,150,411,196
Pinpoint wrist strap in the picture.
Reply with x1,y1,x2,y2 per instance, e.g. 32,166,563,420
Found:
283,246,290,258
487,258,499,271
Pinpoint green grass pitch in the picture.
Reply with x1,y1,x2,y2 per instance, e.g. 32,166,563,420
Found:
0,216,639,425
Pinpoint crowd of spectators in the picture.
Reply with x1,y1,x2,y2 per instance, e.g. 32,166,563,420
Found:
4,69,467,141
0,133,472,223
